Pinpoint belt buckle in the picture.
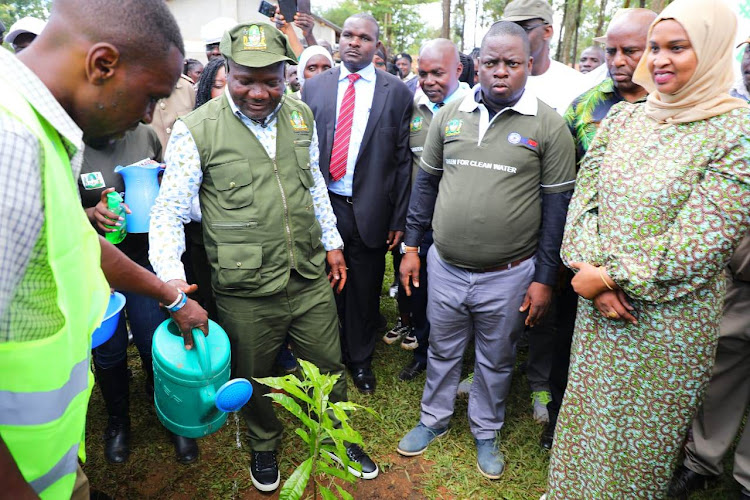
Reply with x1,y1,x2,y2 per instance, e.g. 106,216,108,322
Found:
346,196,353,204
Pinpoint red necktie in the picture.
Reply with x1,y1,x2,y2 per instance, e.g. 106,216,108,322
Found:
329,73,361,182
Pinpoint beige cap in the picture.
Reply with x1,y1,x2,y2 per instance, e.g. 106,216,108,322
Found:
502,0,554,25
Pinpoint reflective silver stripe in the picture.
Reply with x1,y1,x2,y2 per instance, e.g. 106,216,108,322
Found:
29,443,79,494
0,358,89,425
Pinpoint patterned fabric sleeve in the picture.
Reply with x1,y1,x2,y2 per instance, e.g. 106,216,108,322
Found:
607,113,750,303
148,120,203,283
559,106,613,269
308,124,344,251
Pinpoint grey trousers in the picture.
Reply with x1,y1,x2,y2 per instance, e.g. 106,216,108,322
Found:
684,275,750,489
419,246,534,440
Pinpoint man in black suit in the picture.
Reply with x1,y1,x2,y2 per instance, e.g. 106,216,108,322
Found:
302,13,413,394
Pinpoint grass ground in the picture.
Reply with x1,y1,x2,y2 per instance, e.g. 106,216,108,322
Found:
85,255,738,499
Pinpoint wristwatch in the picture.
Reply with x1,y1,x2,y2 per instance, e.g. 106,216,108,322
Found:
400,242,420,255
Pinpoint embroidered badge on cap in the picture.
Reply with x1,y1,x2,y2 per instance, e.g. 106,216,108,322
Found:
410,116,423,132
81,172,106,190
445,119,462,137
290,110,309,131
243,25,267,51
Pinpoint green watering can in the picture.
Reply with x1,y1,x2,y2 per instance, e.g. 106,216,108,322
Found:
152,318,252,438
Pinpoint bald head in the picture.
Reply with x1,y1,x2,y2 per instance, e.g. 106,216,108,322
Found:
19,0,185,146
418,38,463,104
51,0,184,63
604,8,656,101
606,8,657,43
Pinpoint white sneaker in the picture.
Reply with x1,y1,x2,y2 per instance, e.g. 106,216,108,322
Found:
383,320,409,344
532,391,551,423
400,331,418,350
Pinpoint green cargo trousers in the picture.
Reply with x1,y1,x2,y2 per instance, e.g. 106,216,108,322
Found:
215,270,347,451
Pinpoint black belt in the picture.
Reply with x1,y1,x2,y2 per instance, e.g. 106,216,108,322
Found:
462,254,533,273
328,191,353,204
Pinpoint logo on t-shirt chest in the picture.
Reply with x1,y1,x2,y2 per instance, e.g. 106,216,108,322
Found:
445,119,463,137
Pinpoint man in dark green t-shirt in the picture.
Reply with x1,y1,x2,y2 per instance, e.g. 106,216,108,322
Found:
396,21,576,479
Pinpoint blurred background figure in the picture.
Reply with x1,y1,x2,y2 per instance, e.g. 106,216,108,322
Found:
183,58,204,85
286,64,301,95
0,20,5,44
395,52,418,92
5,16,46,53
578,45,605,73
373,48,387,71
297,45,333,90
201,17,236,61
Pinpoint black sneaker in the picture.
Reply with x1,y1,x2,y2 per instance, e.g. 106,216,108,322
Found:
326,443,379,479
250,451,280,492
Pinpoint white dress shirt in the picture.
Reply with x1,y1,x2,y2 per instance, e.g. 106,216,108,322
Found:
327,63,377,197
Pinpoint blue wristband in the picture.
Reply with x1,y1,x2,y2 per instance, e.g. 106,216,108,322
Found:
167,291,188,313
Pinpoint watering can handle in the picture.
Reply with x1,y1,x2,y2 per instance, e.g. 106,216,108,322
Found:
191,328,212,380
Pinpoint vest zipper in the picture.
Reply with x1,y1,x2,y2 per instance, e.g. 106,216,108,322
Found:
210,221,258,229
272,159,296,269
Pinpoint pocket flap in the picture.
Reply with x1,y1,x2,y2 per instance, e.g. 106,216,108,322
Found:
295,147,311,170
210,160,253,192
217,244,262,270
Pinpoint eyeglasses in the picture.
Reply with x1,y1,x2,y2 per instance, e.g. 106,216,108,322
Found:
519,22,548,32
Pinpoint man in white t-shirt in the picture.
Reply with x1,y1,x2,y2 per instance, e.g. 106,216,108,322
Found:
502,0,586,115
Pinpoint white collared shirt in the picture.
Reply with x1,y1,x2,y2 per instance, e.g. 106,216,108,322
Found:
327,63,377,197
455,85,539,145
416,81,472,115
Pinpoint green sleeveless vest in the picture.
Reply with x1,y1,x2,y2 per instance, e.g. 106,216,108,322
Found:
0,79,110,498
182,95,325,298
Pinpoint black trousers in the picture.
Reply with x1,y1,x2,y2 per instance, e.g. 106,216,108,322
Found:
329,193,387,369
546,269,579,424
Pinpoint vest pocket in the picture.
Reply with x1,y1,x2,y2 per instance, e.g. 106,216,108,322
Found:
216,243,262,289
209,160,254,209
295,147,315,189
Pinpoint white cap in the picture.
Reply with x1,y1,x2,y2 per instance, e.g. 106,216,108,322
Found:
6,17,47,45
200,17,237,45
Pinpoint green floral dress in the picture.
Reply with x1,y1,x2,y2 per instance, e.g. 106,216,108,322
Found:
547,103,750,498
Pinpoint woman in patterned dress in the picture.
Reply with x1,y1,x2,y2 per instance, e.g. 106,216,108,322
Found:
545,0,750,497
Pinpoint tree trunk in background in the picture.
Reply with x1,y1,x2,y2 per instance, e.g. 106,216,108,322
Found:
639,0,646,6
560,0,577,64
595,0,608,36
650,0,669,11
556,0,569,61
572,0,584,64
623,0,632,8
442,0,451,38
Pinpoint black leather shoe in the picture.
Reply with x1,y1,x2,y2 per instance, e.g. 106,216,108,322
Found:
351,367,376,394
667,465,718,497
540,420,555,450
170,433,199,464
399,359,426,381
327,444,379,480
103,415,131,464
250,451,280,492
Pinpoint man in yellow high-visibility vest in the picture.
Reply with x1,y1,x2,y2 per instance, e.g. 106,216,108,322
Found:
0,0,208,498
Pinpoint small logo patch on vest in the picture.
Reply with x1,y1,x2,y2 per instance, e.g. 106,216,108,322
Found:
243,25,267,51
290,110,309,131
445,119,462,137
410,116,423,132
81,172,106,190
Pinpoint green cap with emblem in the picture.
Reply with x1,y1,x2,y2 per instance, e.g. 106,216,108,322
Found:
502,0,554,24
220,21,298,67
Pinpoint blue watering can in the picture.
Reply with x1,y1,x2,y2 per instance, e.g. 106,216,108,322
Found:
152,318,252,438
114,160,165,233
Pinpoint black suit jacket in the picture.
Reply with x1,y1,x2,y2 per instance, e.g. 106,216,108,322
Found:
302,67,413,249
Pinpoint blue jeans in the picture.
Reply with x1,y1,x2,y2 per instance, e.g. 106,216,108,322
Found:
93,266,166,369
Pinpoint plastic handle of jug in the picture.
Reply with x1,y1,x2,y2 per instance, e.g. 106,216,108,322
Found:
158,164,166,173
114,164,125,174
191,328,212,380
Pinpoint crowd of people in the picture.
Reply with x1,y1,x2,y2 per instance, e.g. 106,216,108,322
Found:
1,0,749,498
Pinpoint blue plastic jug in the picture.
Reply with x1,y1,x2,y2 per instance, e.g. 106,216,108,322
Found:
152,319,252,438
114,160,165,233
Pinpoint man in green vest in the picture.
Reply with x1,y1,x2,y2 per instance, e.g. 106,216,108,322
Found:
0,0,208,499
149,22,378,493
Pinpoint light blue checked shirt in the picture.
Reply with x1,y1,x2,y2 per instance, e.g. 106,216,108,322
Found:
150,88,343,283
